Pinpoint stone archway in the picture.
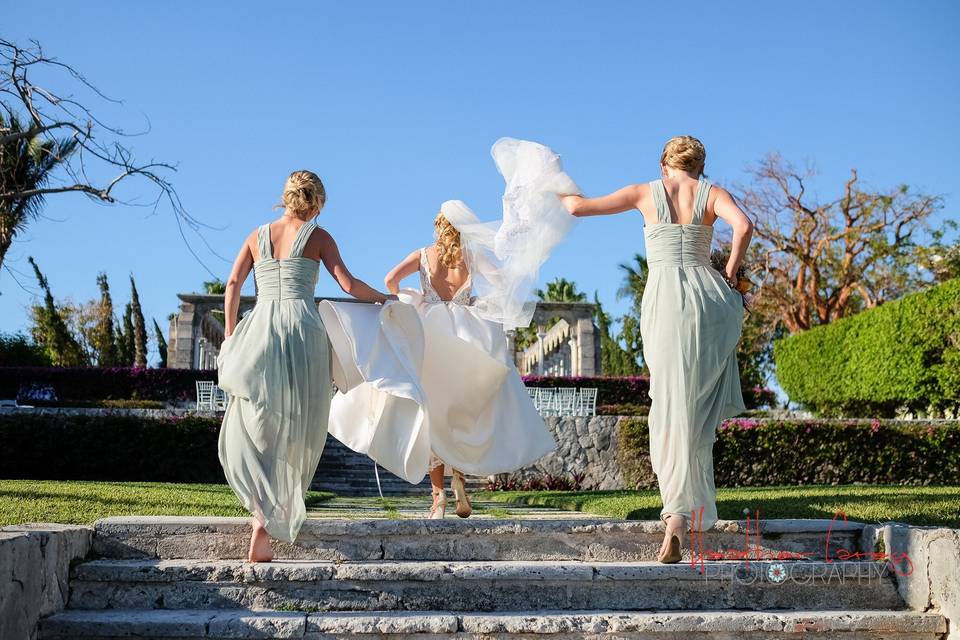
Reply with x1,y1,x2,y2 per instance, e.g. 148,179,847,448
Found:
168,294,600,375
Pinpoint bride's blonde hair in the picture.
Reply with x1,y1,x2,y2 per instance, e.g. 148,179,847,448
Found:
661,135,706,177
434,212,463,268
277,170,326,219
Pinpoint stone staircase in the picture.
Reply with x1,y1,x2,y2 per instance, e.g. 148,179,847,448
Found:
39,516,948,639
311,439,488,497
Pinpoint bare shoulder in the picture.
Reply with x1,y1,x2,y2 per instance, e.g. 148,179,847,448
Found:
303,225,334,260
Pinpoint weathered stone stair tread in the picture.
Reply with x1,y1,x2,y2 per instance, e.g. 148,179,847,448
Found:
91,516,867,562
41,608,948,638
67,558,902,612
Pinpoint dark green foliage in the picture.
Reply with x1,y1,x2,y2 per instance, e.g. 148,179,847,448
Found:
774,278,960,417
93,273,119,366
116,303,135,366
153,318,168,368
27,256,88,367
0,332,51,366
594,293,643,376
0,366,216,402
617,417,960,489
0,413,225,483
129,275,148,367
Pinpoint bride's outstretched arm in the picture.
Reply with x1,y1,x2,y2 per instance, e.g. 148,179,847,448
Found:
384,250,421,294
223,231,256,337
317,229,390,303
560,184,645,217
712,187,754,280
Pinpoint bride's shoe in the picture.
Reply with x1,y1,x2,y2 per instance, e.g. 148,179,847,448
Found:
657,515,686,564
451,472,472,519
429,489,447,519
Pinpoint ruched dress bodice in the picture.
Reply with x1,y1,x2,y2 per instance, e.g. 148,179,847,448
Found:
640,179,746,531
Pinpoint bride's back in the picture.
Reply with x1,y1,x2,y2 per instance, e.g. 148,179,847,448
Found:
421,245,470,301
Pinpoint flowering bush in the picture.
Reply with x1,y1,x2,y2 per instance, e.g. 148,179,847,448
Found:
523,375,775,409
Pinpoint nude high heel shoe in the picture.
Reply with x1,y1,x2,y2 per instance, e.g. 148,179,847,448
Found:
657,515,686,564
451,471,472,519
429,488,447,519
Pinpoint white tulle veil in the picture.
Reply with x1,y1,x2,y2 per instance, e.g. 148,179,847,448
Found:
440,137,581,331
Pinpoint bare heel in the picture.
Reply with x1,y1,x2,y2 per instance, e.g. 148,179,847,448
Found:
451,472,472,518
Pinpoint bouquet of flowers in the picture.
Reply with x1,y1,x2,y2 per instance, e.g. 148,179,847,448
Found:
710,249,752,307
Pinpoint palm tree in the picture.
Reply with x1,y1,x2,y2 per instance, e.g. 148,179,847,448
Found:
0,113,77,269
536,277,587,303
203,278,226,294
616,254,649,369
616,254,649,306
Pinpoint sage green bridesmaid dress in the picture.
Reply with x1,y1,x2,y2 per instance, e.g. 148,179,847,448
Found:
216,221,332,543
641,179,746,531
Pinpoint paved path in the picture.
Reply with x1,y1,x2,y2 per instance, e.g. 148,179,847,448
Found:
306,496,605,520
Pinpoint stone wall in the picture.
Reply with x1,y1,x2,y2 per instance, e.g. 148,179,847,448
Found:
0,523,92,640
867,523,960,639
508,416,625,490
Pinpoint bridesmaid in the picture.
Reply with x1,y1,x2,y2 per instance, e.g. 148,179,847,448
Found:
217,170,390,562
560,136,753,563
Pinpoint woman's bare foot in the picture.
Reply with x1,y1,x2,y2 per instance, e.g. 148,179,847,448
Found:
248,518,274,563
657,514,686,564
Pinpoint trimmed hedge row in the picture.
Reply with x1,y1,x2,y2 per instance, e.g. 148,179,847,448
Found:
0,367,216,403
523,375,776,409
774,278,960,417
0,413,225,483
618,417,960,488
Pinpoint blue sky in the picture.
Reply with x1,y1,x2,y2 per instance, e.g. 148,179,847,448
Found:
2,2,958,367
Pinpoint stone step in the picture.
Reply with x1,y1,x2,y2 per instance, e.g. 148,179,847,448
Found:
41,608,947,639
67,559,902,613
91,516,869,562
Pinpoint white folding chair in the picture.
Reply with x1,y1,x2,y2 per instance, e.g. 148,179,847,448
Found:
213,385,229,411
195,380,215,411
557,387,577,416
537,388,557,417
578,387,598,417
526,387,539,411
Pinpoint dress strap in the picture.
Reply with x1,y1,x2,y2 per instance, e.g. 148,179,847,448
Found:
692,179,712,225
287,222,317,259
256,224,273,261
418,247,432,293
649,180,672,223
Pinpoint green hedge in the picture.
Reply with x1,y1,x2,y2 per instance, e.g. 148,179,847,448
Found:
617,417,960,488
774,278,960,417
0,367,215,403
0,413,224,483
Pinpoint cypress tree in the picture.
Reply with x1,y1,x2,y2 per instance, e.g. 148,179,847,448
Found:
93,273,119,366
129,275,148,368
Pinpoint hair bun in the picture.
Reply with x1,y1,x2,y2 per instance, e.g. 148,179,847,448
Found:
277,170,326,219
661,135,706,177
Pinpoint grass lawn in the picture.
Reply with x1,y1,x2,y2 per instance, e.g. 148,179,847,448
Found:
0,480,334,526
2,481,958,527
475,484,960,528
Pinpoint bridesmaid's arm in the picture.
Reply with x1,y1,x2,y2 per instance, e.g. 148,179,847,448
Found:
384,250,421,294
711,187,755,280
560,184,644,217
223,232,256,337
316,229,390,303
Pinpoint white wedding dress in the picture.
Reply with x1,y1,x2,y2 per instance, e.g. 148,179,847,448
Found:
318,138,579,484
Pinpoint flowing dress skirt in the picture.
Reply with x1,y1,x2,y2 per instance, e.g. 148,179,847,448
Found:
216,299,332,543
319,294,555,484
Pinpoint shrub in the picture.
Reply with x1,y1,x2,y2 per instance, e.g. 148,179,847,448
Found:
0,413,224,483
523,375,775,410
0,367,216,403
774,278,960,417
617,417,960,488
0,333,52,367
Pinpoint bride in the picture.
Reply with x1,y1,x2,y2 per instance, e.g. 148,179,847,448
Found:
318,138,578,515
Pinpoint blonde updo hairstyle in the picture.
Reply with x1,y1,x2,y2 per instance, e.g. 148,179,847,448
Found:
660,135,706,177
277,170,326,220
434,212,463,269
